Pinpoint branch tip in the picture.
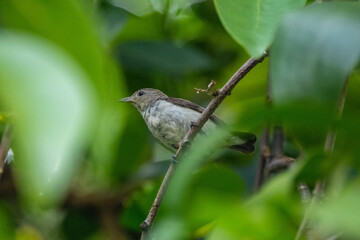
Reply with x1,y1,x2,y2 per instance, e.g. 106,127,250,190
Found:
140,221,151,231
194,80,217,96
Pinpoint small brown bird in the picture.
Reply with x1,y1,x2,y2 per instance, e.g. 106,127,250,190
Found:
119,88,256,154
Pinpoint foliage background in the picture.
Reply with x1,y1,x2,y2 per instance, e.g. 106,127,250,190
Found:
0,0,359,239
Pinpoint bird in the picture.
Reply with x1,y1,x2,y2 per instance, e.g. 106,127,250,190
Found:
119,88,256,155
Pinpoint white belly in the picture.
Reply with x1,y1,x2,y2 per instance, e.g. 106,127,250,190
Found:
142,100,216,150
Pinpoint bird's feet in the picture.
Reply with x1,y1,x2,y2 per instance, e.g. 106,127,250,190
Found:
171,155,178,164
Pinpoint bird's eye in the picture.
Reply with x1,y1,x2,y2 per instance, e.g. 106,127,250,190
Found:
138,91,144,96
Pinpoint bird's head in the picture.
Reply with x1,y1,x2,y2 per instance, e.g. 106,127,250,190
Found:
118,88,168,112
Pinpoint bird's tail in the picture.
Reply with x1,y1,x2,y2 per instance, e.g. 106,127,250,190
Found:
227,132,256,154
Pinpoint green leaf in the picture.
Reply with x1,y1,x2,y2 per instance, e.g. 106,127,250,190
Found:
149,0,202,17
208,163,303,240
313,186,360,238
184,165,244,231
270,2,360,105
0,0,128,184
0,32,96,207
0,202,15,240
0,0,106,91
106,0,154,16
0,2,125,110
117,41,215,76
152,217,186,240
165,128,231,208
214,0,306,58
99,2,128,42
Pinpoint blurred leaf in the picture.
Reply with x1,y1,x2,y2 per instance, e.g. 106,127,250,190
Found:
214,0,306,57
115,14,165,43
0,0,106,92
104,112,150,184
208,163,303,240
0,32,95,207
117,41,215,76
166,129,230,208
129,161,170,183
106,0,154,16
189,165,244,196
121,199,147,232
296,153,338,186
153,129,232,239
152,217,185,240
183,165,244,231
0,202,15,240
191,0,224,27
16,225,43,240
62,209,99,240
149,0,204,18
271,2,360,105
0,0,127,185
149,0,171,13
313,185,360,238
232,98,333,150
99,2,128,42
121,180,162,232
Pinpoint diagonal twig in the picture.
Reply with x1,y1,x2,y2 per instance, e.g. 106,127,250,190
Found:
194,80,217,96
295,76,349,240
254,126,270,191
254,57,272,191
140,54,268,239
0,125,12,180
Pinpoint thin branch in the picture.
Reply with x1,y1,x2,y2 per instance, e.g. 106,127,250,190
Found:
324,76,349,153
295,76,349,240
140,54,267,238
264,126,291,178
194,80,217,96
272,126,284,159
298,183,311,205
254,126,270,191
0,125,12,180
326,232,342,240
140,163,176,233
295,181,323,240
266,156,295,174
254,56,272,191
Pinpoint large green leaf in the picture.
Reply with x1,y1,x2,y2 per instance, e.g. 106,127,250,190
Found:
208,163,303,240
214,0,306,58
0,202,15,240
0,32,95,207
0,0,105,91
0,0,127,184
117,41,214,76
99,2,128,42
313,187,360,238
271,2,360,105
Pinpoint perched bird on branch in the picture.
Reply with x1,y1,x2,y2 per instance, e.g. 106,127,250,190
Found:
119,88,256,154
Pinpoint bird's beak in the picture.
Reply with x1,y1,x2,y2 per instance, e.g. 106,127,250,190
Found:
118,96,134,103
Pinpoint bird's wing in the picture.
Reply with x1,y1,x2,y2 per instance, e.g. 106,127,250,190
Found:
167,97,225,125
